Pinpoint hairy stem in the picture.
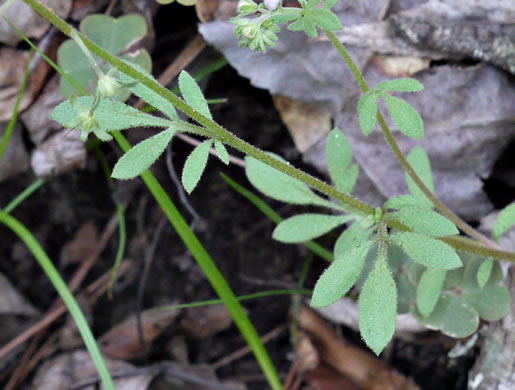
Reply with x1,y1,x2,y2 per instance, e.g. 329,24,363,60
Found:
22,0,515,262
324,29,500,249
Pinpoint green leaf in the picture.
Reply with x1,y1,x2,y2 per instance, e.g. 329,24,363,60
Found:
245,155,336,208
306,0,322,8
389,208,458,237
178,70,212,120
383,194,430,210
287,18,306,32
326,128,359,193
119,64,178,120
493,202,515,241
273,10,302,23
415,294,478,338
58,14,151,100
308,9,342,30
182,139,213,193
302,17,318,38
334,222,372,256
416,268,446,317
382,94,424,139
359,254,397,355
51,96,172,131
374,78,424,93
311,240,373,307
477,258,494,288
214,140,230,165
112,127,176,179
406,146,434,207
390,232,462,269
324,0,340,9
357,92,378,136
273,214,353,243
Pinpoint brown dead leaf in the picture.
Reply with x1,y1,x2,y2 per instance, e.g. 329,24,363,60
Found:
297,305,420,390
180,304,233,338
99,307,180,360
0,0,72,46
30,129,86,177
304,364,363,390
295,331,319,372
273,95,332,153
60,221,99,267
0,273,39,316
32,350,154,390
196,0,219,22
372,55,430,77
0,121,30,182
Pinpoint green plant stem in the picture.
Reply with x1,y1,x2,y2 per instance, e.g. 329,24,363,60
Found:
21,0,515,261
3,178,45,214
0,211,115,390
324,29,500,250
0,49,33,165
112,131,283,390
160,289,312,311
22,0,372,217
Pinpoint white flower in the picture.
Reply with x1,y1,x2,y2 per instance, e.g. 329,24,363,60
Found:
264,0,280,10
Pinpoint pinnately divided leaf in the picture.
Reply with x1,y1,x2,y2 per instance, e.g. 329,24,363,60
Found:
307,8,343,31
382,94,424,139
359,253,397,355
417,268,447,317
273,214,353,243
357,92,378,136
311,240,373,307
374,78,424,93
493,202,515,241
390,232,462,270
182,139,213,193
389,208,458,237
406,146,434,207
112,127,176,179
178,70,212,120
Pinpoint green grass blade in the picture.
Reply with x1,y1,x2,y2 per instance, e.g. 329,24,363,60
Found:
221,173,334,262
159,289,312,310
0,49,33,165
3,178,45,214
113,131,283,390
0,211,115,390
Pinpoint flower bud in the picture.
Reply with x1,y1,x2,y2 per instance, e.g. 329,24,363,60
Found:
97,74,121,99
77,109,99,142
264,0,280,10
242,24,258,39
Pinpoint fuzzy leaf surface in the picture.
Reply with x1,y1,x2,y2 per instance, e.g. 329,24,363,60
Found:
405,146,434,207
112,128,176,179
245,155,336,208
311,240,373,307
51,96,172,131
179,70,212,120
359,254,397,355
493,202,515,241
383,194,430,210
390,232,462,269
357,92,378,136
182,140,213,193
307,9,343,30
477,259,494,288
374,78,424,93
273,214,353,243
417,268,446,317
214,140,230,165
389,208,458,237
382,94,424,139
334,222,372,256
326,128,358,193
120,66,178,120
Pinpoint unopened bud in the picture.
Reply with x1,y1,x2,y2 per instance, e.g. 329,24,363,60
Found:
237,0,258,14
264,0,280,10
97,74,121,99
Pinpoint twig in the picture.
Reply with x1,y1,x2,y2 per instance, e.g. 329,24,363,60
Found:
212,325,287,370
